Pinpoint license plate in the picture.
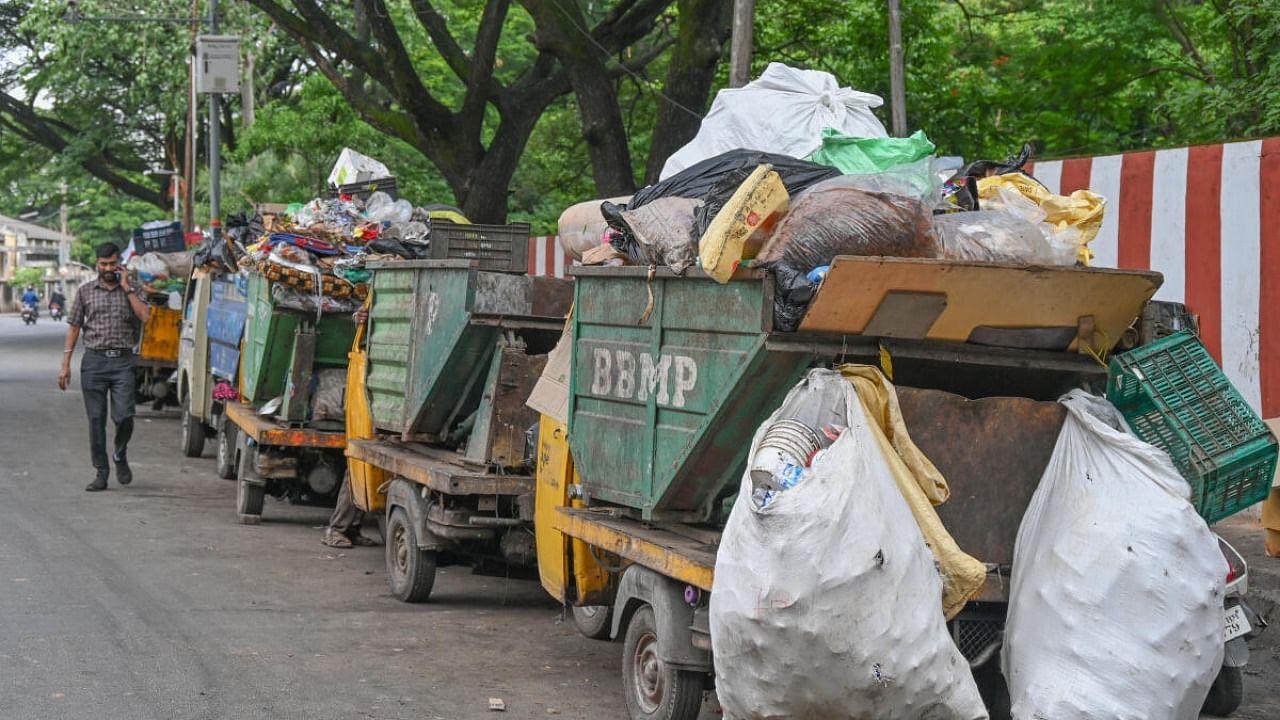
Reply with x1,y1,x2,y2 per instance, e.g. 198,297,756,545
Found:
1224,604,1251,642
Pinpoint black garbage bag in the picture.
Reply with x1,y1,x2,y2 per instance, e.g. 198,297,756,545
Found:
604,150,840,263
771,263,819,333
368,238,430,260
959,142,1037,179
194,212,260,272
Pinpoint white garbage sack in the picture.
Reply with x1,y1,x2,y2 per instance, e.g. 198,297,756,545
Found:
660,63,888,180
328,147,392,187
1002,390,1225,720
712,369,988,720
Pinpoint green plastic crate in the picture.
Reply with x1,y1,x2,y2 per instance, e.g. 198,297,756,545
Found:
1107,330,1277,524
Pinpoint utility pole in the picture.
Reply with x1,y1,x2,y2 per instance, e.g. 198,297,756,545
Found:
208,0,222,242
184,0,198,232
887,0,907,137
241,48,255,127
729,0,755,88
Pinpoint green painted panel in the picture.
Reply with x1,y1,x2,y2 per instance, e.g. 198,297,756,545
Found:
568,269,812,520
242,273,294,403
367,267,417,431
240,273,355,405
366,261,501,438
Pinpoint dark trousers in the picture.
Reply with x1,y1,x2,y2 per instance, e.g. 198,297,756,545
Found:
327,471,365,536
81,351,137,475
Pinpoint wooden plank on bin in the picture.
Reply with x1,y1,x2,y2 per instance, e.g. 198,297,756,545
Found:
224,401,346,449
557,508,718,591
798,256,1161,352
345,439,534,496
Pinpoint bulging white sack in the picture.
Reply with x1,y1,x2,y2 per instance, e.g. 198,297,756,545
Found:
711,369,987,720
660,63,888,180
1002,390,1225,720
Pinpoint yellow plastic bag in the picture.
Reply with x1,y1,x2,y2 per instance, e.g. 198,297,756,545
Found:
345,295,389,512
839,365,987,619
977,172,1105,265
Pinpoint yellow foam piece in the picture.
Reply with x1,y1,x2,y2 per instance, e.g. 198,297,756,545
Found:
698,165,789,283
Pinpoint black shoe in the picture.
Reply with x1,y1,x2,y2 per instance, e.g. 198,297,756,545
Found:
113,451,132,486
85,473,108,492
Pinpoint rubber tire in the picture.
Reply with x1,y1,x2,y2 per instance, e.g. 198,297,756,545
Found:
572,605,614,640
385,507,437,603
621,605,704,720
1202,665,1243,717
181,407,205,458
235,441,265,522
215,421,238,480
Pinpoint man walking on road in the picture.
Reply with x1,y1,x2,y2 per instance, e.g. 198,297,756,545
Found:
58,243,151,491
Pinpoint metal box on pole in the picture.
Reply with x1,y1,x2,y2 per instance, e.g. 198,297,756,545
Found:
195,35,240,94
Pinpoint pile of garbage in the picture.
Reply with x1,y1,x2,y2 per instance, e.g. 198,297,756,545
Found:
194,149,475,316
125,249,193,310
563,62,1107,331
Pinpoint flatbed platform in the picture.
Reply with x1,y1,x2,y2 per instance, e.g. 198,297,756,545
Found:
225,401,346,449
557,508,718,592
346,439,535,496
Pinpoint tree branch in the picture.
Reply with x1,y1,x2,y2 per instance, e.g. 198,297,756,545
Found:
408,0,473,82
299,38,431,155
0,92,165,208
461,0,512,127
1154,0,1217,85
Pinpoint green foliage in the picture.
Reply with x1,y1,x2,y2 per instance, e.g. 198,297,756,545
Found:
11,266,44,289
226,74,451,212
3,0,1280,235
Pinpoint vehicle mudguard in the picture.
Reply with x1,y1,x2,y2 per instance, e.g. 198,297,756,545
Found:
610,564,711,672
1223,636,1250,668
385,478,446,552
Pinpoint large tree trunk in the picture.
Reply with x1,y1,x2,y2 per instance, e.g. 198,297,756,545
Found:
644,0,732,184
522,0,637,197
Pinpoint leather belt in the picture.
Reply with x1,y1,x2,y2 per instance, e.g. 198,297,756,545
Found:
87,348,133,358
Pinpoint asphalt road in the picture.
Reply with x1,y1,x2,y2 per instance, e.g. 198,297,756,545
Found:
0,316,626,720
1,313,1276,720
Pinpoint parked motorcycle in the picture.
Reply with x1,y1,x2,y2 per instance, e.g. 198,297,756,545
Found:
1204,534,1267,716
20,303,37,325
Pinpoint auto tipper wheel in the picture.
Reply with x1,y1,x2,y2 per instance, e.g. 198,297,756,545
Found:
621,605,704,720
235,435,265,524
572,605,614,640
215,420,238,480
180,404,205,458
385,507,436,603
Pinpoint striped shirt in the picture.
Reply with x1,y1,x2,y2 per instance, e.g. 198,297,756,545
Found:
69,278,142,351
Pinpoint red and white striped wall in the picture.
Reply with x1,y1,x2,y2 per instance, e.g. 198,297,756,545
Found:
527,235,573,278
1028,138,1280,417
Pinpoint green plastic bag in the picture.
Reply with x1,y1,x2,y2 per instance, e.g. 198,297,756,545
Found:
806,128,935,175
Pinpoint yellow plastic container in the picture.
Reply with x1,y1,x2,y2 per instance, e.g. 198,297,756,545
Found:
138,306,182,363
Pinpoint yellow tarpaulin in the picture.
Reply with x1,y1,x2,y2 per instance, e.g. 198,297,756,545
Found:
346,296,388,512
978,172,1106,265
839,365,987,619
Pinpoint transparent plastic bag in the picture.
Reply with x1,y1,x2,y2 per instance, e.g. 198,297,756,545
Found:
932,210,1073,265
811,158,943,207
